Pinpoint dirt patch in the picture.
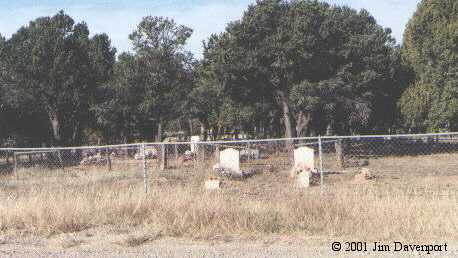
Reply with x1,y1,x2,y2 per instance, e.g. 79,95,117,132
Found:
1,232,457,258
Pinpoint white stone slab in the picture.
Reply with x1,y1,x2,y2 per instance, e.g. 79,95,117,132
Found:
220,148,241,174
240,148,260,159
190,135,200,153
205,179,221,190
294,147,315,170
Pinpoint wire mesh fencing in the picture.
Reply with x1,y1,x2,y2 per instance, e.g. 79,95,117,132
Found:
320,133,458,178
0,132,457,193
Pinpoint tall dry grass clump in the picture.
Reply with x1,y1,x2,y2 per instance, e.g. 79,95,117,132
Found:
0,176,457,241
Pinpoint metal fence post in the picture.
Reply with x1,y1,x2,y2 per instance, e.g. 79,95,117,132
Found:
335,139,345,170
57,150,64,172
160,143,167,171
106,147,112,172
6,151,11,165
318,136,324,188
174,144,178,165
247,142,251,162
142,144,148,193
200,143,205,167
13,152,18,180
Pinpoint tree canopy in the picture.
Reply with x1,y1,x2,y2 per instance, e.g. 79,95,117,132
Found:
93,16,194,143
0,11,116,146
194,0,405,138
0,0,456,147
400,0,458,132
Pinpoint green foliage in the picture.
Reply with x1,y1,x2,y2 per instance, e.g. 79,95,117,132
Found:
196,0,404,137
92,53,139,143
1,11,116,146
190,32,280,139
129,16,193,56
399,81,438,132
400,0,458,132
4,1,456,145
94,17,194,142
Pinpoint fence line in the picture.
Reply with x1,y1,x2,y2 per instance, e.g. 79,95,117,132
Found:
2,132,458,194
1,132,457,151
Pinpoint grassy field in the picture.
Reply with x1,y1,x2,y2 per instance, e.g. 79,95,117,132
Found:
0,152,457,251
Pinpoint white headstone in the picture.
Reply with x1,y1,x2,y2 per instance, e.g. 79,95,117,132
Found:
297,170,311,188
190,135,200,153
294,147,315,170
219,148,241,174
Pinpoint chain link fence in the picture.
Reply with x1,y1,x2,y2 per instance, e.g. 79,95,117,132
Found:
1,132,457,193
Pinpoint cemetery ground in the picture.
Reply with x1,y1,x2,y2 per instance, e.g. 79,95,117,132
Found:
0,151,457,256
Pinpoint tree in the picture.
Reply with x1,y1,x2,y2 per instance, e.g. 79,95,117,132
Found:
1,33,50,146
94,16,194,142
1,11,116,146
199,0,404,137
190,34,278,140
400,0,458,132
93,53,154,143
131,16,194,141
0,34,10,143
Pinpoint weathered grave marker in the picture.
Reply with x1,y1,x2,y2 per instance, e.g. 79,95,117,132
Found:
294,147,315,170
214,146,220,162
297,170,311,188
190,135,200,153
219,148,241,174
204,178,221,190
240,148,260,160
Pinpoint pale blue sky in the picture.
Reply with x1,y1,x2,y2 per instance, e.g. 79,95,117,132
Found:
0,0,420,58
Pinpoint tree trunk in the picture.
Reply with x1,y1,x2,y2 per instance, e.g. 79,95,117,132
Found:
276,90,296,139
72,120,81,146
156,119,162,142
211,125,220,140
200,123,208,141
295,111,311,137
217,125,223,140
49,111,61,146
189,119,193,136
326,123,334,136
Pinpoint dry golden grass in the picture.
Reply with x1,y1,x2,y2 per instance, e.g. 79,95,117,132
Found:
0,153,457,243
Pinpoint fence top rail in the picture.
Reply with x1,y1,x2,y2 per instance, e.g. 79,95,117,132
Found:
13,150,58,155
0,132,457,151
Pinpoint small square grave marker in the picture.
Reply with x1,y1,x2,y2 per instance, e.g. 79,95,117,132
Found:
205,179,221,190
